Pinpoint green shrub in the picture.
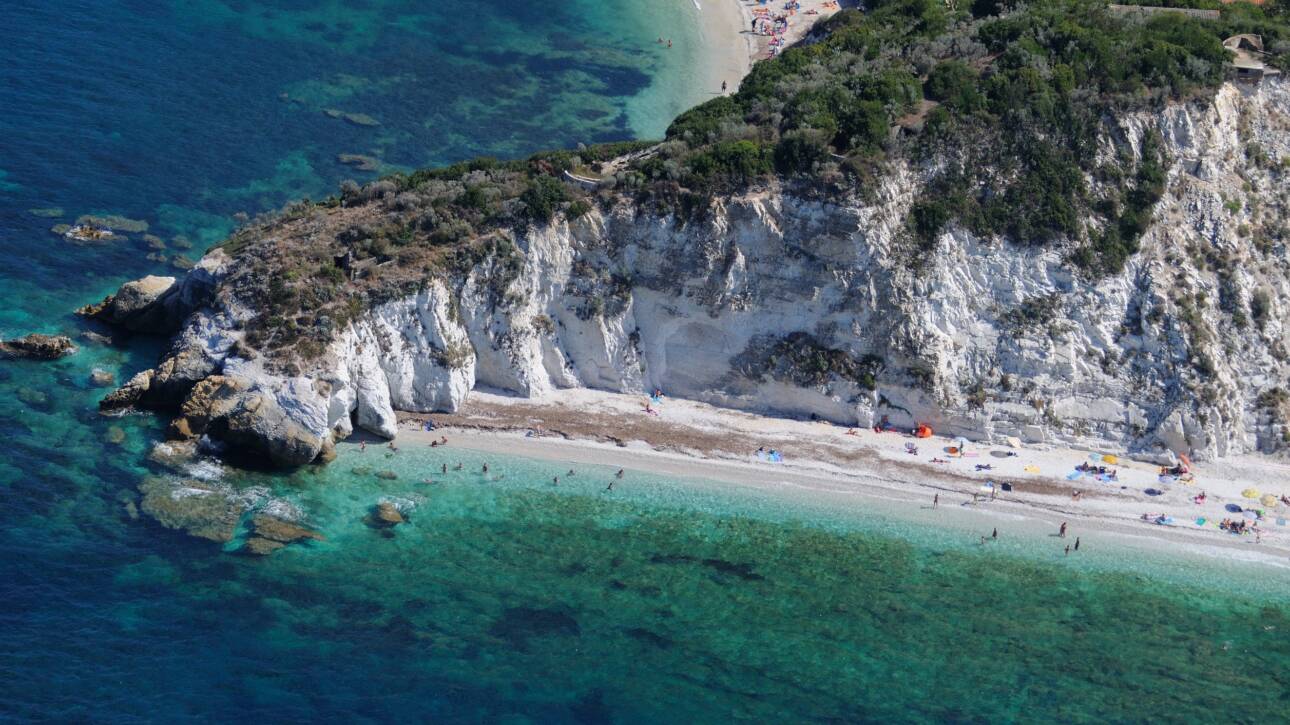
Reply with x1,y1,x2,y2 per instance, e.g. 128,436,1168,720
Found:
520,176,569,223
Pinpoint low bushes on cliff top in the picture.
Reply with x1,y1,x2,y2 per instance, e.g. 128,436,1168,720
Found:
645,0,1287,274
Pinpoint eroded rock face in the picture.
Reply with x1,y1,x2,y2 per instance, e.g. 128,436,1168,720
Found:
78,250,230,334
0,333,77,360
85,81,1290,466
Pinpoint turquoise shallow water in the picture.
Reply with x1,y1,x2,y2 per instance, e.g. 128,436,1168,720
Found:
1,1,1288,721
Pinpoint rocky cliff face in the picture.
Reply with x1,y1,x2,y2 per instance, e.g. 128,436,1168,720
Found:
91,80,1290,466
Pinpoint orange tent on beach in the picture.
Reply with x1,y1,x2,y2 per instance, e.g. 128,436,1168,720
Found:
915,424,933,439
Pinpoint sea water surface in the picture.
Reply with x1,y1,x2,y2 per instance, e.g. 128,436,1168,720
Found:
1,1,1288,722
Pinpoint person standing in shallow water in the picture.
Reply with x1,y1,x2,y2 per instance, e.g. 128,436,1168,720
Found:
1059,521,1067,538
933,493,938,509
992,528,997,540
1064,545,1070,556
1074,537,1080,551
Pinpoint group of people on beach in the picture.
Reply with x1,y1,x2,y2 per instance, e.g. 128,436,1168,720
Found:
1219,518,1257,536
1074,461,1117,480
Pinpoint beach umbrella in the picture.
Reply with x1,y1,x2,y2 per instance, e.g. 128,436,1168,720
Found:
1262,494,1279,508
1242,488,1260,499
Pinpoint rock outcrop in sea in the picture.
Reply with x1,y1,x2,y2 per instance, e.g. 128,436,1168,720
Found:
0,333,77,360
85,80,1290,467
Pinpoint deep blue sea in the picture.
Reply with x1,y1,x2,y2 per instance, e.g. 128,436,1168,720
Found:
1,1,1288,722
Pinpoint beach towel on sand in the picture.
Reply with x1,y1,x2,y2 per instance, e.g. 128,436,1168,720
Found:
1066,471,1083,481
1023,465,1040,474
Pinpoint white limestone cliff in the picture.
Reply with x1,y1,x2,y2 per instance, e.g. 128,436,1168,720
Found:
102,80,1290,466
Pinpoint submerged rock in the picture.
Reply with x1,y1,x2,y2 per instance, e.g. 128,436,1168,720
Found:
137,476,246,543
366,501,404,528
323,108,380,126
16,387,51,410
105,425,126,445
75,214,148,233
249,513,324,544
338,153,380,171
375,470,398,480
0,333,76,360
90,368,116,387
28,207,64,218
147,439,199,471
240,536,285,556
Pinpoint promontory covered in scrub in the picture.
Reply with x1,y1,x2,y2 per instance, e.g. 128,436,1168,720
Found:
84,0,1290,469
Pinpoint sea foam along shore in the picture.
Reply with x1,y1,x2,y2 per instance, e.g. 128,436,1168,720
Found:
398,388,1290,568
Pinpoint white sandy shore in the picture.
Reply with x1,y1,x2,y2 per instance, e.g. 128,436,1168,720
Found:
691,0,841,99
395,388,1290,568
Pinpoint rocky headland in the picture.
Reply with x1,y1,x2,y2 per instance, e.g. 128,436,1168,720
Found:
81,5,1290,470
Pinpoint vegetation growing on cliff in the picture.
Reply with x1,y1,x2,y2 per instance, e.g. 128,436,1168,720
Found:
656,0,1287,273
217,0,1289,362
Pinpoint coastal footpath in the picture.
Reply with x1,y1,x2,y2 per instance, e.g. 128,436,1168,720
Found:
82,3,1290,470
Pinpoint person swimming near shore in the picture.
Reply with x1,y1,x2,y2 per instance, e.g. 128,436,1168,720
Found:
359,441,366,452
616,469,624,479
454,462,463,471
388,442,398,452
553,476,559,486
482,463,489,473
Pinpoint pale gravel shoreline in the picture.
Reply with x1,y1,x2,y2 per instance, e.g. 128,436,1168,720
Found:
395,388,1290,572
690,0,842,101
